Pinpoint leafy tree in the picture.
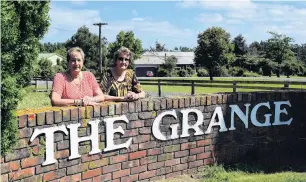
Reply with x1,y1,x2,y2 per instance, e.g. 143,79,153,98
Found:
194,27,234,80
40,42,65,53
248,41,262,56
37,58,55,79
264,32,296,77
259,58,277,76
65,26,108,76
107,31,143,70
178,69,188,77
1,1,50,154
152,41,167,52
174,46,194,52
232,34,248,56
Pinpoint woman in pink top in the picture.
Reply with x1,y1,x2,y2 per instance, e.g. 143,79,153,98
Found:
51,47,104,106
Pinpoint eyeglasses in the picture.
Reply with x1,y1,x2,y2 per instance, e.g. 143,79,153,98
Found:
117,57,130,62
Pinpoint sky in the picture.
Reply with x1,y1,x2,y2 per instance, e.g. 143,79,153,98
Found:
43,0,306,50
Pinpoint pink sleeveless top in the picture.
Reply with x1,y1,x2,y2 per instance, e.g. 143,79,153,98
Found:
52,71,99,99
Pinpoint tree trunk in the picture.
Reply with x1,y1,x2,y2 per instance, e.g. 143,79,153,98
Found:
209,69,213,81
276,63,280,77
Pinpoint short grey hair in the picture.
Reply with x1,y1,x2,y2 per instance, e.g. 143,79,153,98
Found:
112,46,134,67
67,47,85,62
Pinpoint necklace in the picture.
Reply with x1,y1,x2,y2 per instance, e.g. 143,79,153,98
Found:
67,71,83,90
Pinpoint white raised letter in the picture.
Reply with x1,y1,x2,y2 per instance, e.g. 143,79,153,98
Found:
180,109,204,137
250,102,272,127
205,106,228,134
152,110,177,140
67,119,102,160
229,104,251,130
30,125,68,166
103,115,132,152
273,101,293,126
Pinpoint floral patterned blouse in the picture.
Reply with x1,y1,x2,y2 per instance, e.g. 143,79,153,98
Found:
100,69,143,97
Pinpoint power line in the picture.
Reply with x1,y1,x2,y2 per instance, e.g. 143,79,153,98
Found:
50,27,71,31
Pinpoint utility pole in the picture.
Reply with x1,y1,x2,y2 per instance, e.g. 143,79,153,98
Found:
93,22,108,74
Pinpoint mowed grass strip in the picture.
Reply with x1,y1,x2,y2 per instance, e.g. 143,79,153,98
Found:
156,165,306,182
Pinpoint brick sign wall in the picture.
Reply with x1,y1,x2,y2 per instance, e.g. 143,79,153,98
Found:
1,91,306,182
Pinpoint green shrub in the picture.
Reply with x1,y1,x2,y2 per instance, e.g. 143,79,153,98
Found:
229,67,244,76
157,68,169,77
243,71,261,77
197,68,209,77
1,77,20,154
218,66,230,77
178,69,188,77
186,67,195,76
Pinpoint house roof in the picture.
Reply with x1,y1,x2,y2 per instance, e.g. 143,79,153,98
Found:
134,51,194,65
38,53,64,60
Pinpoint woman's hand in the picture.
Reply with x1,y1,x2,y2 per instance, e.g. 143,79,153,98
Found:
125,91,139,101
82,96,98,106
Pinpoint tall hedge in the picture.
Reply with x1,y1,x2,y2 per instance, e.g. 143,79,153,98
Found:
1,1,50,154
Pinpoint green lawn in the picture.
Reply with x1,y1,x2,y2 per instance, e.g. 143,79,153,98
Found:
17,76,306,110
157,165,306,182
18,86,51,110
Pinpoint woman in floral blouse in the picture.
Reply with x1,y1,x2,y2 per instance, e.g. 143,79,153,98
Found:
100,47,145,101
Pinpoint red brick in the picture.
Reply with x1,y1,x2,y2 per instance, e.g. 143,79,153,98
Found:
190,147,205,155
139,170,156,180
165,159,180,166
139,141,156,150
88,158,109,169
148,161,164,170
36,163,57,174
71,174,82,182
130,120,144,128
189,160,204,168
166,171,182,179
18,128,32,139
157,167,172,176
197,139,211,147
140,156,157,165
172,163,188,172
1,174,8,182
9,167,35,181
110,154,128,164
122,159,140,169
131,165,147,174
204,158,214,165
125,129,138,137
150,175,166,181
55,149,69,159
82,168,102,179
133,134,150,143
82,179,93,182
181,142,196,150
81,153,101,162
197,152,211,160
129,150,147,160
59,176,71,182
21,156,44,168
174,150,189,158
121,174,139,182
19,115,27,128
43,169,66,181
112,168,130,179
67,163,89,175
181,155,196,163
148,148,162,155
93,173,112,182
102,163,121,174
1,161,20,173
